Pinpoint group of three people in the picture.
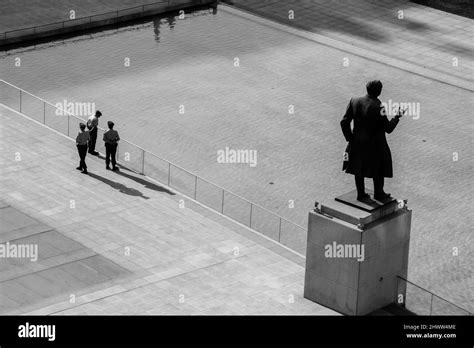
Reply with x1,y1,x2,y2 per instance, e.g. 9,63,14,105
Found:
75,110,121,174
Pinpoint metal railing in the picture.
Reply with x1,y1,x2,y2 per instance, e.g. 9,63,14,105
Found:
396,276,472,315
1,79,471,315
0,79,308,256
0,0,211,41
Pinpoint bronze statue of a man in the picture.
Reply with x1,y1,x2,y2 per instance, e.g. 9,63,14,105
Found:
340,80,404,202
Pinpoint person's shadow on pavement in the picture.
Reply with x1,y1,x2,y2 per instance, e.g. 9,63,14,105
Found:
87,172,150,200
114,170,175,196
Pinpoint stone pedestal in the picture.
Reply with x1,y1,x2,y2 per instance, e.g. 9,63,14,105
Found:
303,190,411,315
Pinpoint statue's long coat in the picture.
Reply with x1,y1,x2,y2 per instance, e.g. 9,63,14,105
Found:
340,95,399,178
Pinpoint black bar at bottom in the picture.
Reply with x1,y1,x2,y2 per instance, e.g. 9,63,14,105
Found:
0,315,472,346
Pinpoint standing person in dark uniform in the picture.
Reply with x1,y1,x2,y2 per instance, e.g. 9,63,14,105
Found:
340,80,405,202
103,121,120,171
76,122,90,174
87,110,102,155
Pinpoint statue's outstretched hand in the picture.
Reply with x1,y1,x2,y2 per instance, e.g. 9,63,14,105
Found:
396,107,407,119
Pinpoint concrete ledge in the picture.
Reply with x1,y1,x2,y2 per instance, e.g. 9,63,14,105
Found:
0,0,216,47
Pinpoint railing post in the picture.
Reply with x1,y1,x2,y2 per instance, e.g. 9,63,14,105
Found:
141,149,145,174
278,217,282,242
430,294,434,315
221,189,225,213
167,162,171,186
395,277,402,308
249,203,253,228
194,176,197,200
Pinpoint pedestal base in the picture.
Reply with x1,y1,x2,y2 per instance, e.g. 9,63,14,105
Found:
304,193,411,315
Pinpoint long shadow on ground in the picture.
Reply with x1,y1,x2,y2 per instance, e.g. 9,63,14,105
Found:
114,169,175,196
87,172,150,200
92,154,174,195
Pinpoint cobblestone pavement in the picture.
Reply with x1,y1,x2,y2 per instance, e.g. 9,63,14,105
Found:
0,2,472,312
0,106,336,315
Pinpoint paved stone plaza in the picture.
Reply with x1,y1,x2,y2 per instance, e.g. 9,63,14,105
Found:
227,0,473,83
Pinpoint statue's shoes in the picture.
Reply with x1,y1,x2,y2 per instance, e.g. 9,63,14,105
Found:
357,193,371,202
374,192,391,201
